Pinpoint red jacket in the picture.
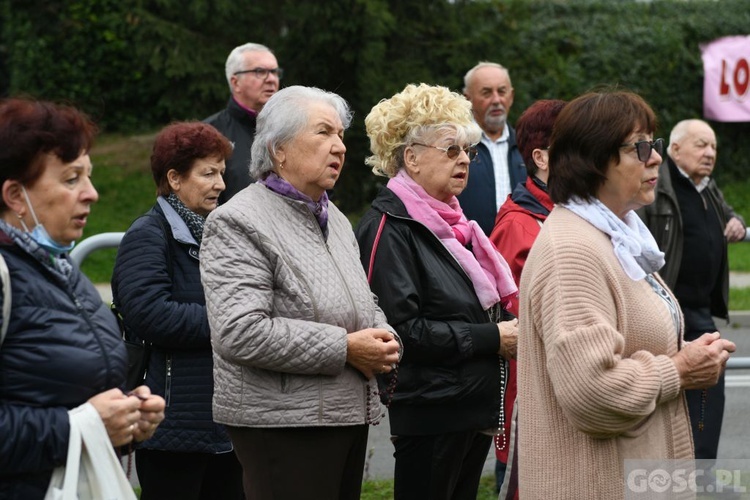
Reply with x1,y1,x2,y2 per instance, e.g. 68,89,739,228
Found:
489,177,553,465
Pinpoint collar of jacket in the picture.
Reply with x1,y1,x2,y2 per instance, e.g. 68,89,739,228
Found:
369,185,486,295
226,97,258,127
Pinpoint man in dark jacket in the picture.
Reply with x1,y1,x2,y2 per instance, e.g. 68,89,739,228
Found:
639,119,746,461
458,62,526,235
204,42,281,203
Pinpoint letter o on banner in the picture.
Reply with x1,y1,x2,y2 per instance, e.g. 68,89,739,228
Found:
700,35,750,122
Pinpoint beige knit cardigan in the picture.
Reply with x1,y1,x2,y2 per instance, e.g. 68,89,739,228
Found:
517,207,693,499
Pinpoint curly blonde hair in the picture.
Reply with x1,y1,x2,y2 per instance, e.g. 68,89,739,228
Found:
365,83,481,178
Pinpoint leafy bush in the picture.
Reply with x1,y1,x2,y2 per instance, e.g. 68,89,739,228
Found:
3,0,750,214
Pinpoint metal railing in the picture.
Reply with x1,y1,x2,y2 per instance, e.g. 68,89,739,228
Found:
71,232,750,379
70,232,125,266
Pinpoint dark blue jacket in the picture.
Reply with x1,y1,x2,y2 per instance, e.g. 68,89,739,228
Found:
111,199,232,453
0,229,127,500
457,125,526,235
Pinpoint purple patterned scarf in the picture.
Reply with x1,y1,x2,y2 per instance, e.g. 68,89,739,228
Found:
260,172,329,238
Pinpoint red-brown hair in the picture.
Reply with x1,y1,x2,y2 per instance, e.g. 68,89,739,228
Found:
151,122,233,196
0,98,97,210
515,99,566,177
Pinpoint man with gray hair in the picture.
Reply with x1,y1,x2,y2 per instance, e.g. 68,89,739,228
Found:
205,43,282,203
458,62,525,235
640,118,745,461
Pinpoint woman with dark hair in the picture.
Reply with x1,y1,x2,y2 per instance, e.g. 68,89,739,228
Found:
0,98,164,499
112,121,243,500
517,89,735,499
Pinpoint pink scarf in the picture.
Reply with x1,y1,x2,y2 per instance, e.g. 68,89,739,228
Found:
387,170,518,310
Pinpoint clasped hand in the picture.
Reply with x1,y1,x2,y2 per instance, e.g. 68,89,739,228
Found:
346,328,401,379
672,332,736,390
498,318,519,360
88,386,166,446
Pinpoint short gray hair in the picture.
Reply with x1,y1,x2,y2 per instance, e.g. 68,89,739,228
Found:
224,43,273,89
463,61,511,93
250,86,353,180
669,118,712,152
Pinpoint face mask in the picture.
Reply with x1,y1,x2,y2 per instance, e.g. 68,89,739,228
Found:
19,186,75,255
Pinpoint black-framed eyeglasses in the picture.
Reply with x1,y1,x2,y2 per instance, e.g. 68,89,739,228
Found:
233,67,284,80
619,138,664,163
411,142,478,161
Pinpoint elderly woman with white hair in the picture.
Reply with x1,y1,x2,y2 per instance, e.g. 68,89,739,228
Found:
200,85,401,500
355,83,519,500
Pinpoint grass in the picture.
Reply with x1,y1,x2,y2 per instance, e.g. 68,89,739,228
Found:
361,474,497,499
132,475,497,499
728,243,750,273
82,132,158,282
729,287,750,311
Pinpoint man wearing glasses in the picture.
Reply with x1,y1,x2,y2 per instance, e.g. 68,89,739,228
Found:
458,62,526,235
205,43,282,203
639,118,746,463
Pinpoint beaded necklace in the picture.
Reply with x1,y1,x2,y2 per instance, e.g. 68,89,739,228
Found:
489,303,508,451
365,366,399,425
494,356,508,451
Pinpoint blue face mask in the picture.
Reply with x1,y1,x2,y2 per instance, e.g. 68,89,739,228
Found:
20,186,76,255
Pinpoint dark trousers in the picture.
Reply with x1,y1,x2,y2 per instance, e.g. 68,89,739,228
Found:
136,448,244,500
392,431,492,500
682,307,725,460
227,425,369,500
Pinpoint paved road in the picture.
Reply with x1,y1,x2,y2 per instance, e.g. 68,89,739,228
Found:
363,318,750,480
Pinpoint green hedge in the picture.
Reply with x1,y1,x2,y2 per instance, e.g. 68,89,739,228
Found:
3,0,750,214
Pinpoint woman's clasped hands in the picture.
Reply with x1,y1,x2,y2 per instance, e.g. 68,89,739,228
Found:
498,318,519,360
88,386,166,446
672,331,736,390
346,328,401,379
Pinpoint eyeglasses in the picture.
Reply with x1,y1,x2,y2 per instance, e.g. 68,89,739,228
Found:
619,138,664,163
233,67,284,80
411,143,478,161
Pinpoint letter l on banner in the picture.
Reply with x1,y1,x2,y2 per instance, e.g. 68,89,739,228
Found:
700,35,750,122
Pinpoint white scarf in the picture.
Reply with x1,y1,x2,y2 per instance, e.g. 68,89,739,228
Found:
561,196,665,281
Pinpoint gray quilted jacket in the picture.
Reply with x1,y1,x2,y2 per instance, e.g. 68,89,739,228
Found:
201,183,395,427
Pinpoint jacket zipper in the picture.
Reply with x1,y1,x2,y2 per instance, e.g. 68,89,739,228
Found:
302,205,361,422
71,290,114,386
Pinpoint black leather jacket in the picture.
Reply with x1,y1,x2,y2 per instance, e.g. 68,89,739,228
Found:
355,187,510,436
204,97,257,204
638,157,745,320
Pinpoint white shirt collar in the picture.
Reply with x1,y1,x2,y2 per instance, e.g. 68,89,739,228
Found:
480,124,509,146
676,165,710,193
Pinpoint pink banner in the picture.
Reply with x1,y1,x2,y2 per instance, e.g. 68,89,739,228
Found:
700,36,750,122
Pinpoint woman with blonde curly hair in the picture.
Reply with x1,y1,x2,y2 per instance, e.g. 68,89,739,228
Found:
355,83,519,499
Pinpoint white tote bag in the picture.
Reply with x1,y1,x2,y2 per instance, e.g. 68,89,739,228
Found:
45,402,137,500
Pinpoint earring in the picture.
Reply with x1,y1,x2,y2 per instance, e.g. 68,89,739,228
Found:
280,161,285,170
15,212,23,219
